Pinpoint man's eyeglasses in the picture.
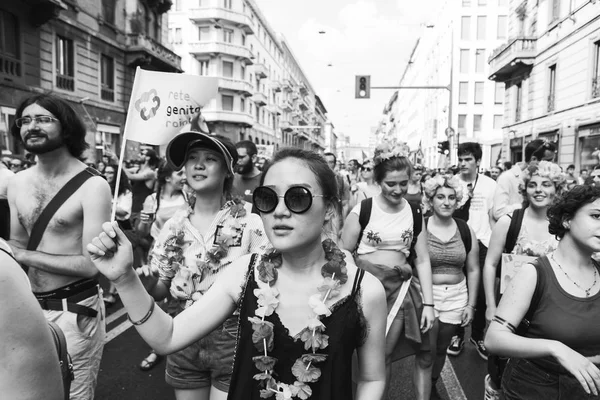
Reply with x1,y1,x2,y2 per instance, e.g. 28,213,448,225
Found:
15,116,59,128
253,186,324,214
362,167,372,172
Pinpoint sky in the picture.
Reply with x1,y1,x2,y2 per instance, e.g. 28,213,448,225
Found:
254,0,443,146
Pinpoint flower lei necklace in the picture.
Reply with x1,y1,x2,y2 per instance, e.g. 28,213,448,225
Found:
249,239,348,399
196,196,247,274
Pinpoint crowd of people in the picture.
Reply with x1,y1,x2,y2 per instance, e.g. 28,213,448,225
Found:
2,91,600,400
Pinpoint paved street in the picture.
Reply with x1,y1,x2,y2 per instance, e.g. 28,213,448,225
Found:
96,300,486,400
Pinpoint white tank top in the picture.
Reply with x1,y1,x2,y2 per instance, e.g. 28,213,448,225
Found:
351,198,414,257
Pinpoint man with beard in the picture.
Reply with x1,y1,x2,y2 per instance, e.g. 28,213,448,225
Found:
6,94,111,400
232,140,262,203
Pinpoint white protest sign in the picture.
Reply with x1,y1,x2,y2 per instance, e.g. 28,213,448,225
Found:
500,254,537,294
124,68,219,145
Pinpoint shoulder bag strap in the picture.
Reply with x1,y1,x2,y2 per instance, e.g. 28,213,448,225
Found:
504,207,526,254
48,321,73,400
356,197,373,247
27,167,99,253
455,218,472,255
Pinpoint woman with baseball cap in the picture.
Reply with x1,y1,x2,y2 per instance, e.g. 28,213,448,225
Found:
134,129,269,400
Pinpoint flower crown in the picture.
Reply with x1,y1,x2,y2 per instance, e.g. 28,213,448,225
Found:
372,143,409,166
422,175,468,212
520,161,566,187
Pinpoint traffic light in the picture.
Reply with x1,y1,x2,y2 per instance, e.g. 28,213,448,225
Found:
437,141,450,154
355,75,371,99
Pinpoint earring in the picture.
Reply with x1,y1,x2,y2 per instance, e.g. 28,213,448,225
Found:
563,222,570,229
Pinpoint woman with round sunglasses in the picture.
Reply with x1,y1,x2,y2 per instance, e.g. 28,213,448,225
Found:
485,185,600,399
126,131,268,400
339,144,435,400
87,148,386,400
355,160,380,200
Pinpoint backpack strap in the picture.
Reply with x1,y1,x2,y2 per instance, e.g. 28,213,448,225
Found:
504,207,526,254
27,167,100,254
454,218,472,255
407,201,422,266
356,197,373,248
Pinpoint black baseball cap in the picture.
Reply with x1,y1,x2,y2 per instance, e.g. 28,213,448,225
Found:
166,131,237,174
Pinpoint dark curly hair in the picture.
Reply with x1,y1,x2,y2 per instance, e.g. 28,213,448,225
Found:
547,185,600,239
11,94,89,159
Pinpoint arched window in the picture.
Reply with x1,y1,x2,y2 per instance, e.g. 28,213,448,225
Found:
248,135,253,142
254,137,259,144
261,139,265,145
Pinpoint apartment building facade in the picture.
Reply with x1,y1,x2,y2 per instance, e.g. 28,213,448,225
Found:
489,0,600,172
386,0,508,169
0,0,181,162
168,0,326,151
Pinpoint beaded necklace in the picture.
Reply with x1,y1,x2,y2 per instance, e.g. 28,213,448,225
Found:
250,239,348,399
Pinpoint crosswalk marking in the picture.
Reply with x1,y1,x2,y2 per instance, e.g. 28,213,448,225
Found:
106,319,133,343
441,358,468,400
106,308,127,326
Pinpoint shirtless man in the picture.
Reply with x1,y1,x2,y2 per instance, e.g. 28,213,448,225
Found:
6,94,112,400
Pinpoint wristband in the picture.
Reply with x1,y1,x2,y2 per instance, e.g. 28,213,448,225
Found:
422,303,434,307
128,297,155,326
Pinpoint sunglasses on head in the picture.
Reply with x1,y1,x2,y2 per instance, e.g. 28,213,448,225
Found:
253,186,324,214
363,167,372,172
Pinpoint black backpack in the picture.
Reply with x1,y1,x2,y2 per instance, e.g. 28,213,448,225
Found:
356,197,422,265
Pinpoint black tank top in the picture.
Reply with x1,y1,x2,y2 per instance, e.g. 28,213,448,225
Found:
227,257,368,400
131,180,153,214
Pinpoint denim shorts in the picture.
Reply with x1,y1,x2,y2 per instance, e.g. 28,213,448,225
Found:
502,358,600,400
165,314,238,392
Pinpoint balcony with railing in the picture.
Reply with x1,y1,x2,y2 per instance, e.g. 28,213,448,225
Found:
270,81,282,92
253,63,268,79
203,110,254,127
593,77,600,99
125,33,182,72
189,7,254,35
253,92,268,106
281,99,293,111
280,121,293,132
219,78,253,96
101,86,115,102
189,41,253,64
282,78,293,91
0,53,22,78
56,74,74,91
298,96,310,111
299,81,309,95
488,37,537,82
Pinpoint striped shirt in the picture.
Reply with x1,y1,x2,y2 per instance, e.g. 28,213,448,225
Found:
151,200,268,309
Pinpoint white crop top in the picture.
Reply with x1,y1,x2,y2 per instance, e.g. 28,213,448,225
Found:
351,197,414,256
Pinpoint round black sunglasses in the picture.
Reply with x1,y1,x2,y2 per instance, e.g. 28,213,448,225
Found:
253,186,324,214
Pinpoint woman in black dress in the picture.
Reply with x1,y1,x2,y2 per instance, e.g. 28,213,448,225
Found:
88,148,387,400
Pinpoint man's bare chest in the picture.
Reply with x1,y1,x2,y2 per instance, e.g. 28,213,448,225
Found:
17,181,83,234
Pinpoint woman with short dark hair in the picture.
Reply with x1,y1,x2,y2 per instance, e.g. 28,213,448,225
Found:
485,184,600,399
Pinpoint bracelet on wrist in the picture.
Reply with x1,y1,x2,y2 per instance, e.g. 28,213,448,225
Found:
467,304,476,311
423,303,434,308
128,297,155,326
